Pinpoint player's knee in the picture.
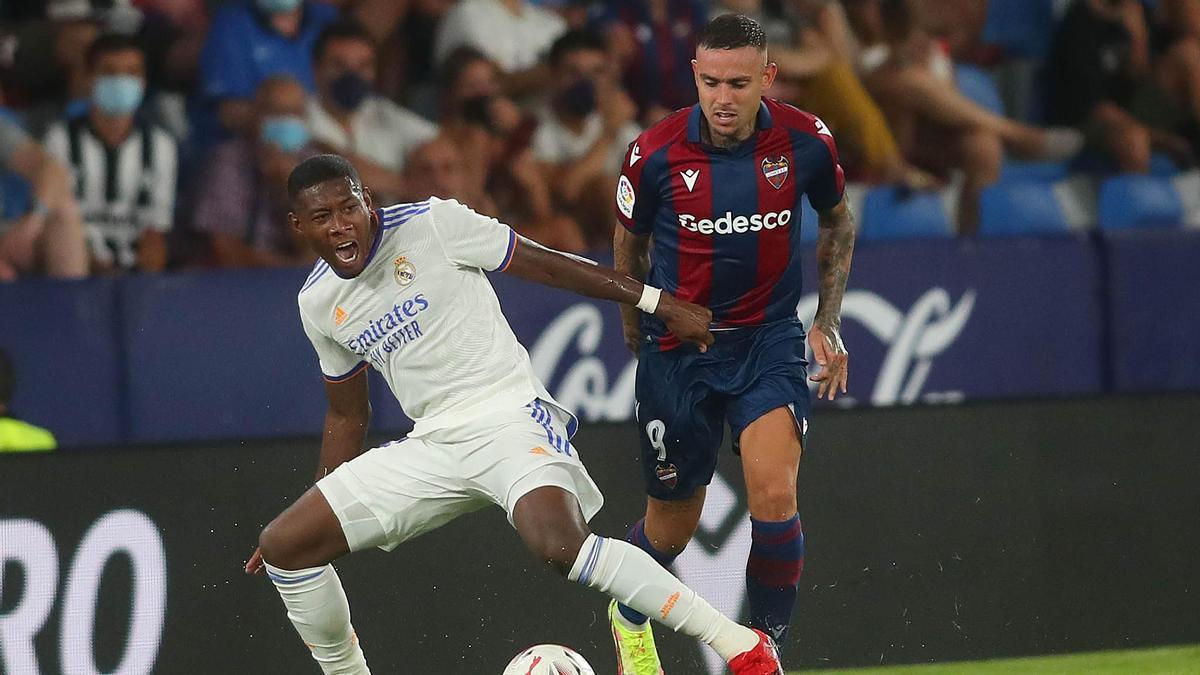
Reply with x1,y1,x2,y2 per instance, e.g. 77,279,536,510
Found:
748,482,799,521
258,520,301,569
525,527,590,577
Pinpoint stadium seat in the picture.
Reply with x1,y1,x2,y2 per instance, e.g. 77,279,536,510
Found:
1097,174,1185,231
982,0,1056,58
956,64,1005,115
1000,159,1071,184
978,181,1070,237
859,186,954,241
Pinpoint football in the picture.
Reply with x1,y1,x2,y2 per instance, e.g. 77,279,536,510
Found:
502,644,596,675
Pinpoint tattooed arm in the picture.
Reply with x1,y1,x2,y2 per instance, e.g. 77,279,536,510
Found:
809,199,855,400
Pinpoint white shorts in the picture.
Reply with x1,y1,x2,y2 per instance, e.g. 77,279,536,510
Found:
316,399,604,552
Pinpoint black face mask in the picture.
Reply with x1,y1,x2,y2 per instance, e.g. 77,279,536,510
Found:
557,78,597,118
330,72,372,112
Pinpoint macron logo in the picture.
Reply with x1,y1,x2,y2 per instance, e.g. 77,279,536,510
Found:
814,116,832,137
629,144,641,166
681,169,700,192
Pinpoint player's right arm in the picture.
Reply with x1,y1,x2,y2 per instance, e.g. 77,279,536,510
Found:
613,226,651,356
613,137,658,356
314,370,371,483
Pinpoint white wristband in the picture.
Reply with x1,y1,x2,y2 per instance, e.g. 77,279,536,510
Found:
636,285,662,314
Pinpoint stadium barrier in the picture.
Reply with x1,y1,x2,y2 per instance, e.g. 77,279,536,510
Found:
7,231,1198,448
2,395,1198,674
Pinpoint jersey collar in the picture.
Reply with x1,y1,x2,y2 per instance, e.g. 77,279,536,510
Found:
687,99,773,144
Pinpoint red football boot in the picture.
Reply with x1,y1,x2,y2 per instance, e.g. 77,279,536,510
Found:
726,629,784,675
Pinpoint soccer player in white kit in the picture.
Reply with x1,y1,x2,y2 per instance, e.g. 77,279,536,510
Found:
242,155,785,674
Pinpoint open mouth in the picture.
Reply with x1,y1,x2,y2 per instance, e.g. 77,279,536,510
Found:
334,241,359,264
714,111,737,125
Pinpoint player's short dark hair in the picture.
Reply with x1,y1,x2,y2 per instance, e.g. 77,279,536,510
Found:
548,29,606,67
86,32,143,69
0,348,14,409
288,154,361,206
699,13,767,53
313,19,374,63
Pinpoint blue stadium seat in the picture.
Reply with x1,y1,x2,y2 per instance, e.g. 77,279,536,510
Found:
1097,175,1185,231
956,64,1004,115
979,181,1070,237
859,187,954,241
982,0,1056,58
1000,159,1071,184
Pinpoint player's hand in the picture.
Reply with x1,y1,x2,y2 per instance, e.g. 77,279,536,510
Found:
655,294,714,352
245,546,265,575
808,322,849,400
621,314,643,357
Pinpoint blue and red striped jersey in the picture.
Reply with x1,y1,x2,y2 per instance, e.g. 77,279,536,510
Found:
616,98,845,350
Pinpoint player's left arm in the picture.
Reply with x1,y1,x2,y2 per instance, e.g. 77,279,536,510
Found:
810,199,855,401
504,237,715,352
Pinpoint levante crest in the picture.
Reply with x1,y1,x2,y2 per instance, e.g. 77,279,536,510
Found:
761,156,789,190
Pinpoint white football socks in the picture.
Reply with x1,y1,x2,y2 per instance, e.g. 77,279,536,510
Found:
264,562,370,675
568,534,758,661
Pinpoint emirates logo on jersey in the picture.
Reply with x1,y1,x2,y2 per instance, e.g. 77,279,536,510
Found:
761,156,789,190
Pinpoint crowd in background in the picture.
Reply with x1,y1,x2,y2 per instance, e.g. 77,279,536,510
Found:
0,0,1198,281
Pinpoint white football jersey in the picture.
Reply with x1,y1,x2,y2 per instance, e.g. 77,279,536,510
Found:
298,197,563,438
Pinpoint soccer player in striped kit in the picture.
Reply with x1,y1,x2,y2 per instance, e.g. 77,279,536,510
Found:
610,13,855,673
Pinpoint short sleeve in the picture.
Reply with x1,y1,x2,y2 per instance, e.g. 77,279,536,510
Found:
427,197,517,271
615,139,656,235
805,117,846,212
299,303,367,382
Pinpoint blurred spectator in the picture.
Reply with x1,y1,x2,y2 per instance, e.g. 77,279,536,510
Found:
197,0,338,141
849,0,1083,233
433,0,567,97
0,349,56,452
402,135,498,214
133,0,210,140
307,20,437,202
190,76,316,268
43,33,176,274
437,47,585,251
606,0,707,125
0,114,88,280
378,0,456,115
1046,0,1199,173
533,30,640,247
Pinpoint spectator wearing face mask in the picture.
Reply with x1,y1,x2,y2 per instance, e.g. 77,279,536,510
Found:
43,33,176,274
306,20,437,202
532,30,640,247
196,0,338,145
190,76,317,268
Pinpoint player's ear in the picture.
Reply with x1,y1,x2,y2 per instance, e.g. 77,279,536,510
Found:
763,62,778,89
288,211,301,234
360,185,373,210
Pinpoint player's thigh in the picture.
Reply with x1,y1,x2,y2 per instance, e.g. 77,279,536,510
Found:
319,438,489,554
469,399,605,529
635,349,727,502
259,484,350,569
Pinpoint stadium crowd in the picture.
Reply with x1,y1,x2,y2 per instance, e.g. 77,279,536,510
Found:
0,0,1197,280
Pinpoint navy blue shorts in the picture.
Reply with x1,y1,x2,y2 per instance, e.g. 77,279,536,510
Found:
634,319,811,500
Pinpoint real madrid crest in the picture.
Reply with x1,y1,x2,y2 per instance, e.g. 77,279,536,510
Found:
761,156,789,190
393,256,416,286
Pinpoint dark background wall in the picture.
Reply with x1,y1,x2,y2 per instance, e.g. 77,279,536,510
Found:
2,395,1198,674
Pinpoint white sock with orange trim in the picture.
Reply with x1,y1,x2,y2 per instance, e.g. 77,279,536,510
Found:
568,534,758,660
264,562,370,674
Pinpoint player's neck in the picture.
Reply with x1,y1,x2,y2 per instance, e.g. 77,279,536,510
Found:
700,115,754,149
